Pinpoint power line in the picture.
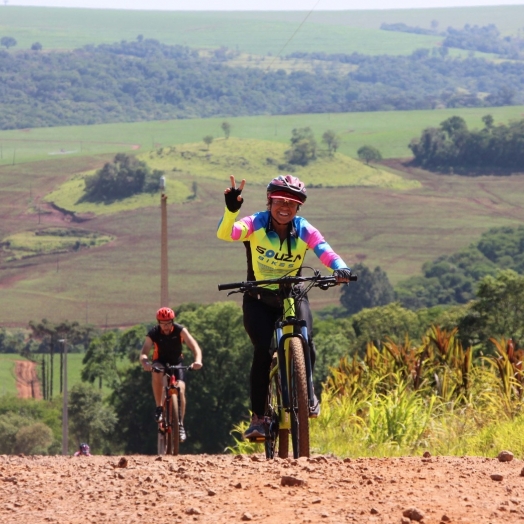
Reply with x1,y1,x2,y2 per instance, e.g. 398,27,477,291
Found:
266,0,322,71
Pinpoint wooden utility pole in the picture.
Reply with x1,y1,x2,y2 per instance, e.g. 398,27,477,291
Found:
160,182,169,307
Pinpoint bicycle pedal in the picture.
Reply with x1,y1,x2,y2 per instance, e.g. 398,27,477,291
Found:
248,436,266,443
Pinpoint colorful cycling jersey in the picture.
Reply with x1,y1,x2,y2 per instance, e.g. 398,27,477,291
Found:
217,208,349,284
147,323,184,364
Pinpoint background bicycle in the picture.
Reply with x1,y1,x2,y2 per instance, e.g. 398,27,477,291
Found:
219,269,357,459
152,363,191,456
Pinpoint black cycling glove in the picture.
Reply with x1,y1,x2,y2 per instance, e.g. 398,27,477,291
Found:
224,187,243,212
333,268,352,280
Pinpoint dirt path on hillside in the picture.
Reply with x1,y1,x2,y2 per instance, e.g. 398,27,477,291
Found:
1,453,523,523
14,360,42,399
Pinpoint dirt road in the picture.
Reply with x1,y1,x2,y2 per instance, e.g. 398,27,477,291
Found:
14,360,42,399
1,453,523,523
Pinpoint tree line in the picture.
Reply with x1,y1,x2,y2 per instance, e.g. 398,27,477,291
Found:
1,37,524,130
380,22,524,60
409,115,524,171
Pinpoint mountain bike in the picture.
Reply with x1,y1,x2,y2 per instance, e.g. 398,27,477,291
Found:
219,269,357,459
152,363,191,456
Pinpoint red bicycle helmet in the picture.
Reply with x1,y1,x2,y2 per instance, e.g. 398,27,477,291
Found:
156,307,175,321
267,175,307,204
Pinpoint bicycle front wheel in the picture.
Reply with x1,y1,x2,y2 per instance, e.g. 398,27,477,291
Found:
166,394,180,455
289,337,310,458
266,358,289,459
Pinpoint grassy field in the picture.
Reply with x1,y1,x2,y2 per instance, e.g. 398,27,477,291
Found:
0,105,521,168
0,352,128,399
0,354,25,396
1,107,524,327
2,5,522,57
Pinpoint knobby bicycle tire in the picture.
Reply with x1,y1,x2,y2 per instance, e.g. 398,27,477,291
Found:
266,358,289,459
170,392,180,455
164,393,180,455
289,337,310,458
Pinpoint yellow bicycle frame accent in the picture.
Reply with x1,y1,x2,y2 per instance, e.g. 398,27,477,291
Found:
272,294,296,431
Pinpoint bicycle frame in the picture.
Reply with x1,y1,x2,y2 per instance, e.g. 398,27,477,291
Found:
155,364,188,456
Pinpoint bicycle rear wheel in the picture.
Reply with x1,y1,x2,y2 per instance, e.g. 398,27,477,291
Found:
266,358,289,459
289,337,309,458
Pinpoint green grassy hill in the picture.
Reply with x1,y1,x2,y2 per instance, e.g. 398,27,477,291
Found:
1,5,523,56
41,137,417,218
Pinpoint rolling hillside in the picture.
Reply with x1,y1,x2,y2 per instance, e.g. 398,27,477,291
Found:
1,124,524,327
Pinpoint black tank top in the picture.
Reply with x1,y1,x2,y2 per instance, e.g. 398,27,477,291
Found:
148,323,184,364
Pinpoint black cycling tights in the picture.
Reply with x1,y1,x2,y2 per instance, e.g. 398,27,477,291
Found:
242,294,316,418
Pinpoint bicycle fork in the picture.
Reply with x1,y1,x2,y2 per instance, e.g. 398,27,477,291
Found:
276,297,315,415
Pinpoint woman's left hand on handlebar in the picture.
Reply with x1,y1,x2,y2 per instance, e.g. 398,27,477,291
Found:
333,268,352,283
191,362,203,370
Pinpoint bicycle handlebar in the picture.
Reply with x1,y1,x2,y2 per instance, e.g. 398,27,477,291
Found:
151,363,194,374
218,272,357,292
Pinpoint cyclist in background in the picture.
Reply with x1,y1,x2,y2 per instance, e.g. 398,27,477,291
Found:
74,443,91,456
140,307,203,442
217,174,352,439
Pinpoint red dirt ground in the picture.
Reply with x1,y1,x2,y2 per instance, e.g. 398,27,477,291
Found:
14,360,42,400
1,453,523,523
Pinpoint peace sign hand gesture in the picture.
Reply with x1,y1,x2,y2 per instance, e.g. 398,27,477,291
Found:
224,175,245,213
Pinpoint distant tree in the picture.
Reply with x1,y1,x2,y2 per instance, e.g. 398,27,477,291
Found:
82,153,163,203
221,121,231,139
30,42,42,51
81,331,120,389
203,135,213,150
357,145,382,165
15,422,54,455
322,130,339,156
459,270,524,349
430,19,439,31
285,127,317,166
0,36,17,49
69,383,117,454
117,324,147,362
351,302,422,353
340,262,395,316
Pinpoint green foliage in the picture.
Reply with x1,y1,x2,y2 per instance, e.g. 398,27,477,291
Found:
443,24,524,59
203,136,213,149
177,302,252,453
0,36,17,49
285,127,317,166
340,262,394,315
221,121,231,139
108,365,157,454
117,324,148,362
351,303,422,353
357,145,382,164
81,331,121,389
68,382,118,454
14,422,54,455
81,153,163,203
322,130,339,156
459,270,524,349
396,225,524,310
0,395,61,454
409,115,524,170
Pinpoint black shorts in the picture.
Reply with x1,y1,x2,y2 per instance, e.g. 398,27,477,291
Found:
152,359,186,382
